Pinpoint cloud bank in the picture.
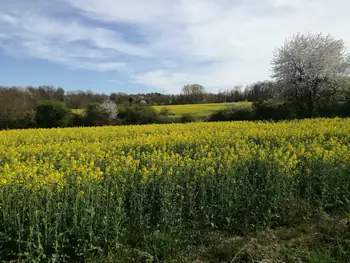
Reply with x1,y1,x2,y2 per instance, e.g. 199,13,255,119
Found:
0,0,349,93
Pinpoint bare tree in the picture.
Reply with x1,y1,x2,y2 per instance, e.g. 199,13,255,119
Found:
159,107,173,118
0,88,28,129
272,33,350,117
181,84,206,104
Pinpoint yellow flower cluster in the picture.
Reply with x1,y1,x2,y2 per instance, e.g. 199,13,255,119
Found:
1,118,349,190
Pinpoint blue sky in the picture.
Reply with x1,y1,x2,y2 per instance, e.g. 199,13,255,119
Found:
0,0,349,94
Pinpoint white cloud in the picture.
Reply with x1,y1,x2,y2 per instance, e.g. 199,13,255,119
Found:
0,8,148,71
1,0,350,93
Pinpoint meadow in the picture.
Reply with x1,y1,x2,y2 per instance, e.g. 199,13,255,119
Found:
1,118,350,262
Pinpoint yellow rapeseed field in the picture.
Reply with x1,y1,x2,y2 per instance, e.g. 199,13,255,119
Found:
1,118,349,189
1,118,350,261
153,102,251,117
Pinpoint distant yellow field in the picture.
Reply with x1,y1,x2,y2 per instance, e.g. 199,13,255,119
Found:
72,109,85,115
153,102,250,118
72,102,251,118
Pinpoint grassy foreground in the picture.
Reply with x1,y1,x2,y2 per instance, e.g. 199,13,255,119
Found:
1,118,350,262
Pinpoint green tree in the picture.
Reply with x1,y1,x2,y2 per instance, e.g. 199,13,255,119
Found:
35,101,72,128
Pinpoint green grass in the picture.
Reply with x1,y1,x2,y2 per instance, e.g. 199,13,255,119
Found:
153,102,251,118
168,214,350,263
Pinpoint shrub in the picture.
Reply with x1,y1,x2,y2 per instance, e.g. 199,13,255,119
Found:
159,107,174,118
208,105,254,122
254,101,295,121
315,102,345,118
118,105,160,125
85,100,118,126
35,101,72,128
7,109,36,129
180,113,196,123
69,112,85,127
342,100,350,117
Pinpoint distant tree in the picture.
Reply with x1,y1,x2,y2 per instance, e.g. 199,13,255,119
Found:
179,113,196,123
54,87,65,102
118,105,160,125
245,81,277,103
159,107,173,118
85,103,102,126
272,33,350,118
230,85,246,102
98,99,118,122
35,101,72,128
182,84,206,104
0,88,28,129
85,100,118,126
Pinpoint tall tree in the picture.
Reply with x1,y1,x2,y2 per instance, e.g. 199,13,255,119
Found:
0,88,28,129
272,33,350,117
181,84,206,104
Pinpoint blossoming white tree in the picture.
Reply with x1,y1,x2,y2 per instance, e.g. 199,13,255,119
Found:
98,99,118,122
272,33,350,117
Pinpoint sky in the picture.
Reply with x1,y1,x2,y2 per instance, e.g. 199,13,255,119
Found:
0,0,350,94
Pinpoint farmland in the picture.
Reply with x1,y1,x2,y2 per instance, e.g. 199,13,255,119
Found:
72,102,251,119
153,102,249,118
1,118,350,262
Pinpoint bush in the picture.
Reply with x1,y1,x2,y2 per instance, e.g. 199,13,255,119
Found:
69,112,85,127
35,101,72,128
208,105,254,122
342,100,350,117
159,107,175,118
85,100,118,127
254,101,295,121
12,109,36,129
180,113,196,123
315,102,345,118
118,105,160,125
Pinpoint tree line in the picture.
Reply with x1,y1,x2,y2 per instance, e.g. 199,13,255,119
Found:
0,32,350,130
0,81,280,129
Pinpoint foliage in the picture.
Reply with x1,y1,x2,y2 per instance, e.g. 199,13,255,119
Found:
98,99,118,122
245,81,278,102
84,100,118,126
181,84,207,104
118,105,160,125
69,112,85,127
0,88,30,129
207,103,254,121
272,33,350,118
1,119,350,261
158,107,174,118
11,109,36,129
254,100,296,120
35,100,72,128
179,113,196,123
